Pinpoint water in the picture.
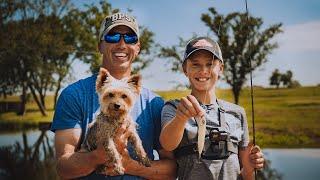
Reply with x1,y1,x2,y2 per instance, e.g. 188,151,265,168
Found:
0,130,57,179
0,130,55,147
0,130,320,179
263,148,320,180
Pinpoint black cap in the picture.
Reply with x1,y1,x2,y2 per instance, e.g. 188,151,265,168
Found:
183,37,223,63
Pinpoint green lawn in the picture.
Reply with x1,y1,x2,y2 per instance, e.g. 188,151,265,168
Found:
0,96,54,132
157,86,320,148
1,86,320,148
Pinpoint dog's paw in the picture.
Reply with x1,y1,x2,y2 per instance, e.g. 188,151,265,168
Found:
114,166,125,175
95,165,105,174
141,156,151,167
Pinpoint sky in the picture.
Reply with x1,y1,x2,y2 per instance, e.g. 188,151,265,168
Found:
72,0,320,90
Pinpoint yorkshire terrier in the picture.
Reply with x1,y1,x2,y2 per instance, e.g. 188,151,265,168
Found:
81,67,151,175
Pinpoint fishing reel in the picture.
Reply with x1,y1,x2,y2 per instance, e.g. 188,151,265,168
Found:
201,128,230,160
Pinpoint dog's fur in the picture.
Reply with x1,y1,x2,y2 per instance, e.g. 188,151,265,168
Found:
81,67,151,174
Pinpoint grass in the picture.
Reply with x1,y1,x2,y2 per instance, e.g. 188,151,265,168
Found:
1,86,320,148
157,86,320,148
0,96,54,133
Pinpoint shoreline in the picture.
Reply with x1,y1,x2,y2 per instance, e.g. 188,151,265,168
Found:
0,121,319,148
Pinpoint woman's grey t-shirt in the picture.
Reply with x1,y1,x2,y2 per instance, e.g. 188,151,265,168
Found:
161,99,249,180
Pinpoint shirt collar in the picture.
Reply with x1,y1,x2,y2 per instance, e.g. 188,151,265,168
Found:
199,99,219,112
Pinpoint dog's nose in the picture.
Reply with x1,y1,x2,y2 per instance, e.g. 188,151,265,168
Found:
114,104,121,110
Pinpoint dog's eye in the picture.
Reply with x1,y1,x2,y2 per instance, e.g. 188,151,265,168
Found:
121,94,127,99
108,93,114,98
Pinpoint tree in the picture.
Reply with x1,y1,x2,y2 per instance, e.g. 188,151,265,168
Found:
0,0,21,99
280,70,301,88
288,80,301,88
157,35,197,89
158,36,195,73
0,0,76,115
201,8,282,104
270,69,281,88
159,8,282,104
0,1,46,115
270,69,300,88
280,70,292,87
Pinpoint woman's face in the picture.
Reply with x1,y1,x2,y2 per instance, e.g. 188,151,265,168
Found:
184,50,223,92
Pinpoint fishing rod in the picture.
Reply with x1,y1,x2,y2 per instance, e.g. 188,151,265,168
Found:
244,0,256,147
244,0,257,179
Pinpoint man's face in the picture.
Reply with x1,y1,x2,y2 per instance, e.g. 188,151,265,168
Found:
184,50,223,92
99,25,140,75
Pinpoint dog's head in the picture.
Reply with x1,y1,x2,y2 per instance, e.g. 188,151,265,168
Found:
96,67,141,118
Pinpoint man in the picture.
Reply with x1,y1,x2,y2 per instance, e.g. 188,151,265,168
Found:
51,12,176,179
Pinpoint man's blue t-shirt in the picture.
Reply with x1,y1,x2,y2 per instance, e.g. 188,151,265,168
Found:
51,75,164,180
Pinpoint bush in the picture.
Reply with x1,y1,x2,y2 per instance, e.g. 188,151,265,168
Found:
288,80,301,88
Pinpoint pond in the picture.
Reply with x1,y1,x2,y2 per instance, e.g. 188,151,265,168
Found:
0,130,319,179
263,148,320,180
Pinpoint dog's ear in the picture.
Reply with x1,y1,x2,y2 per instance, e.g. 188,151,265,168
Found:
127,74,141,93
96,67,111,92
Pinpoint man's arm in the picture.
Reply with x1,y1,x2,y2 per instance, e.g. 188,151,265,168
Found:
55,128,106,179
121,149,177,180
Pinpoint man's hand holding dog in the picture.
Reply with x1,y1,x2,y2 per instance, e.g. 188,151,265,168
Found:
100,122,135,176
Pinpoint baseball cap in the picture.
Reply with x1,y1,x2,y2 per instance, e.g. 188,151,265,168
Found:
183,37,223,63
98,12,139,41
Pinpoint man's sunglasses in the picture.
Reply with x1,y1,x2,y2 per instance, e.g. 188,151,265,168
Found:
103,33,138,44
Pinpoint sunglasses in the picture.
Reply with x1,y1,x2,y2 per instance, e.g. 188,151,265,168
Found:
103,33,138,44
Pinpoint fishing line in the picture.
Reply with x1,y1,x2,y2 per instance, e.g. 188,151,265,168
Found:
196,11,222,160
